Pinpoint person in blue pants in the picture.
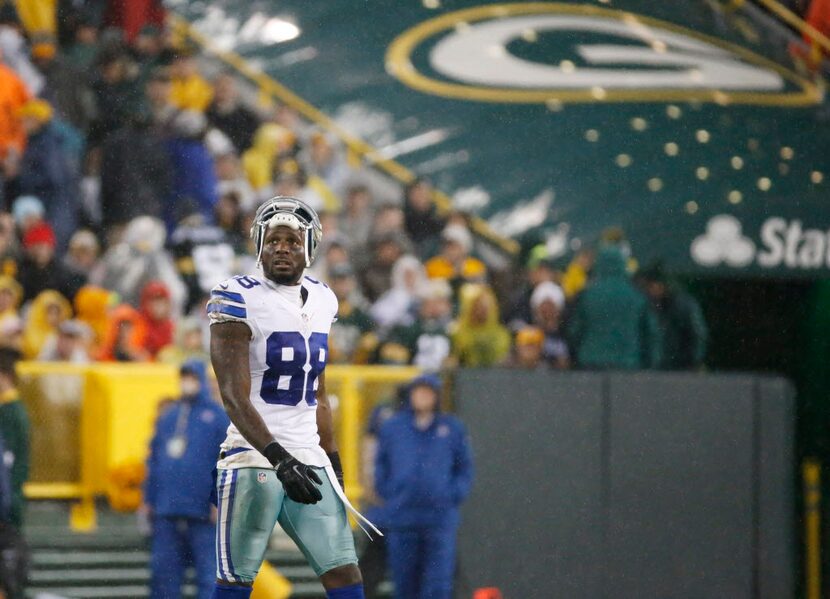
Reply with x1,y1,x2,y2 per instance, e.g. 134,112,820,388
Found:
143,360,229,598
375,374,474,599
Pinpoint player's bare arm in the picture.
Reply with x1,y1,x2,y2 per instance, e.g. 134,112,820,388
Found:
210,321,273,452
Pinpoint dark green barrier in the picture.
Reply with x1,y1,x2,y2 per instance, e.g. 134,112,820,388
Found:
454,370,794,599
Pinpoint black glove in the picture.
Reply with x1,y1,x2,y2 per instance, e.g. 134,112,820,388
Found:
328,451,344,489
263,442,323,504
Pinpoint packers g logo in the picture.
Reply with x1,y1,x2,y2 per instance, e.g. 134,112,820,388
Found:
386,2,820,105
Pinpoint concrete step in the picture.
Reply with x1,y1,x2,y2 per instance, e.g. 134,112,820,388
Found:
27,584,196,598
32,550,149,567
23,502,391,598
29,567,150,585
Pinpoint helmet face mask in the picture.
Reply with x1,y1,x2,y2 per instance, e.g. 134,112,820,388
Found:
250,197,322,269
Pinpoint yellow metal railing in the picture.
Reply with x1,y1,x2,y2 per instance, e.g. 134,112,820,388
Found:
803,459,821,599
167,13,519,256
18,361,180,530
17,361,419,530
327,365,420,501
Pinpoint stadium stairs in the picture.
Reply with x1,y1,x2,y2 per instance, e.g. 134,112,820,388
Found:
24,502,391,599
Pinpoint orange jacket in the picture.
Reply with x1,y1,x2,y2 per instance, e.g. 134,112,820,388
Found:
0,64,31,160
97,304,151,362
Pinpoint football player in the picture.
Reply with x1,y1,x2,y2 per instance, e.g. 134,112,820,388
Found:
207,197,378,599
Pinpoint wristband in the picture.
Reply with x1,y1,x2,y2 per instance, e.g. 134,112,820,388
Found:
263,441,289,467
328,451,343,473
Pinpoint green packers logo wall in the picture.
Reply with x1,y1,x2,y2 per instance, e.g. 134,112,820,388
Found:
386,2,820,105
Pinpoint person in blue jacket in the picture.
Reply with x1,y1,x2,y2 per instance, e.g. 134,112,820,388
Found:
375,374,474,599
360,383,409,599
143,360,229,599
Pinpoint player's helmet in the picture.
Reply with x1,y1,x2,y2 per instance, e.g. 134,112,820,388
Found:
251,196,323,268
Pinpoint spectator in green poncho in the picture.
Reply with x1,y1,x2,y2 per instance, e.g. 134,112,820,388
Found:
567,245,659,370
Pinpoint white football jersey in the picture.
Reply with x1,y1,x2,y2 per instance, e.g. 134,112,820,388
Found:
207,273,338,470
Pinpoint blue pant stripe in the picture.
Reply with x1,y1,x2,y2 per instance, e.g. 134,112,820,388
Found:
216,469,228,581
224,470,238,578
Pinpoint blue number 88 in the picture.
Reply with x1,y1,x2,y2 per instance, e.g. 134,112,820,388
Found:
260,331,328,406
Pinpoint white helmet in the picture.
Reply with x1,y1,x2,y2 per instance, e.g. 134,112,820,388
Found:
250,196,323,268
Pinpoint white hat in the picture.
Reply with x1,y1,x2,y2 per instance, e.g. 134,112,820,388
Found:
530,281,565,311
442,224,472,253
12,195,44,224
69,229,99,251
124,216,166,253
59,319,92,339
173,109,207,138
417,279,452,301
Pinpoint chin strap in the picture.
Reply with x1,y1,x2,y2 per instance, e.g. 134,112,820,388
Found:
304,228,312,268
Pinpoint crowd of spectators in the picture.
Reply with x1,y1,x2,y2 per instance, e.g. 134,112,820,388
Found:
0,1,709,377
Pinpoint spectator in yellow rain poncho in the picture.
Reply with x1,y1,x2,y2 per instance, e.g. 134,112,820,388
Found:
22,289,72,359
242,123,296,191
451,283,510,368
